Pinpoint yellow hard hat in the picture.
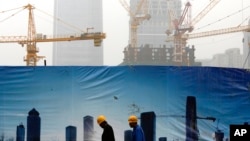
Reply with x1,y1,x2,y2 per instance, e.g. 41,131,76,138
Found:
128,115,138,123
97,115,106,125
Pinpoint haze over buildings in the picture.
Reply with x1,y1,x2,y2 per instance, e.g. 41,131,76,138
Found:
198,29,250,68
0,0,249,67
53,0,104,66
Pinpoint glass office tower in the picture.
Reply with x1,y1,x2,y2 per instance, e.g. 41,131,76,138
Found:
53,0,103,66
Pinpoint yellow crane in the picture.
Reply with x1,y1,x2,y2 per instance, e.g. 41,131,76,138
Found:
0,4,106,66
119,0,150,48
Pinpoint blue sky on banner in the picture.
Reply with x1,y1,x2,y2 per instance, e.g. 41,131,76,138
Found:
0,66,250,141
0,0,250,66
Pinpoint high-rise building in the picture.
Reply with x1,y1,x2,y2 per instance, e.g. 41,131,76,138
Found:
83,116,94,141
122,0,184,65
242,20,250,68
27,108,41,141
198,48,243,68
66,126,77,141
225,48,243,68
16,123,25,141
129,0,182,48
53,0,103,66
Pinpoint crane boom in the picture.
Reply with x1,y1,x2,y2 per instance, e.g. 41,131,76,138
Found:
184,25,250,39
0,33,106,45
191,0,221,27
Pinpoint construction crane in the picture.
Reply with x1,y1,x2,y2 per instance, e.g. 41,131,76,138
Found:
119,0,150,48
165,0,177,36
167,0,223,65
0,4,106,66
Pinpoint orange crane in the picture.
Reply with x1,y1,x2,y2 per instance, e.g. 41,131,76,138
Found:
168,0,223,65
119,0,150,48
0,4,106,66
165,0,178,36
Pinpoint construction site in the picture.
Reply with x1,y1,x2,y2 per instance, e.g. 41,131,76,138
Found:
0,1,250,141
0,0,249,67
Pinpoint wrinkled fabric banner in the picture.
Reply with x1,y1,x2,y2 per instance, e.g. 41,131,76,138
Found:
0,66,250,141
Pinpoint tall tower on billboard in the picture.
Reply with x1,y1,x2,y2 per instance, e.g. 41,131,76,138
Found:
66,126,77,141
130,0,182,48
53,0,103,66
27,108,41,141
83,115,94,141
140,111,156,141
16,123,25,141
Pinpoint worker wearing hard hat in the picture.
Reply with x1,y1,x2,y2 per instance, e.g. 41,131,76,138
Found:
97,115,115,141
128,115,145,141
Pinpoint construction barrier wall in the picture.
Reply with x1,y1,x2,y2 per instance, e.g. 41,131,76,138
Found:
0,66,250,141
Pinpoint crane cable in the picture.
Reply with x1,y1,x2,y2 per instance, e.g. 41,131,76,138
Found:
35,8,86,33
194,4,250,32
0,6,24,13
0,5,86,33
0,6,26,23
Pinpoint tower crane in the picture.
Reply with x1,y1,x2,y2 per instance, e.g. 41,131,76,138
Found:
0,4,106,66
165,0,178,36
167,0,222,65
119,0,150,48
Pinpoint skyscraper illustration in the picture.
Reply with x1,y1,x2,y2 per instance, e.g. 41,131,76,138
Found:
27,108,41,141
158,137,167,141
140,111,156,141
53,0,103,66
66,126,77,141
185,96,198,141
124,130,133,141
16,123,25,141
83,115,94,141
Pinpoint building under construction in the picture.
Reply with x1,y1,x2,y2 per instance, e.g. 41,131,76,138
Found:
121,44,200,66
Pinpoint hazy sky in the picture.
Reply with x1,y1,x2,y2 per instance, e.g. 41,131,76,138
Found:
0,0,250,66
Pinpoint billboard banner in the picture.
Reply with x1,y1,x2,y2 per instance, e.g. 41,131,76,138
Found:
0,66,250,141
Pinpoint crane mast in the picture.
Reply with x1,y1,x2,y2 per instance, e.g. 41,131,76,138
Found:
119,0,150,48
169,0,223,65
25,4,44,66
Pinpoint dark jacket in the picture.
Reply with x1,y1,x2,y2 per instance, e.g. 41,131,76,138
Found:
102,123,115,141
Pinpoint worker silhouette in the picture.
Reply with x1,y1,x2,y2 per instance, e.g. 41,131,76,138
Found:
97,115,115,141
128,115,145,141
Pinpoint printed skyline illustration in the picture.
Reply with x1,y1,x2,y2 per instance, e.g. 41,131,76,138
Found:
0,66,250,141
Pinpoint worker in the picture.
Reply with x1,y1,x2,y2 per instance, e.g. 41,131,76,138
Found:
97,115,115,141
128,115,145,141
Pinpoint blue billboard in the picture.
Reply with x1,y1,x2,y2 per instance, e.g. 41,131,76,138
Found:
0,66,250,141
